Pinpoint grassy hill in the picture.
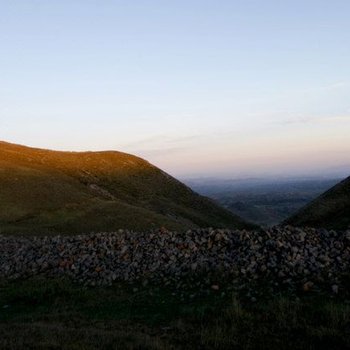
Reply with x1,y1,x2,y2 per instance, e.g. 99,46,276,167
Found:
284,176,350,229
0,141,253,235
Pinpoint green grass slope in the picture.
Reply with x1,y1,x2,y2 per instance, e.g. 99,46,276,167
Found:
284,176,350,230
0,141,254,235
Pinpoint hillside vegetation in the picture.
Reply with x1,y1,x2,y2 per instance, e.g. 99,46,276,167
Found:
285,176,350,230
0,141,252,235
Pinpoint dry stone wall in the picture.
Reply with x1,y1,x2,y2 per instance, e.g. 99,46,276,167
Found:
1,227,349,297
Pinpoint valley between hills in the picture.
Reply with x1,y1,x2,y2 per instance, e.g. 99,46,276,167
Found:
0,141,349,350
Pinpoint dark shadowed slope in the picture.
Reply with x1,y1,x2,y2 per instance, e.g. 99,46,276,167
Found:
284,176,350,229
0,141,254,235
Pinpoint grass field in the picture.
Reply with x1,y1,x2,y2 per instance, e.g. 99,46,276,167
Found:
0,141,253,235
0,278,349,350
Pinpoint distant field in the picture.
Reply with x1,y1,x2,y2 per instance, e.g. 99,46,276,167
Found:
186,178,341,227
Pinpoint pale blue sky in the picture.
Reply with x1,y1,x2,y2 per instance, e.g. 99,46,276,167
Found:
1,1,350,178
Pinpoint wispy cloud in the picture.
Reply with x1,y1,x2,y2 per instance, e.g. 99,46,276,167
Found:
122,133,205,150
323,81,350,90
298,81,350,94
135,147,189,157
321,115,350,123
277,114,350,125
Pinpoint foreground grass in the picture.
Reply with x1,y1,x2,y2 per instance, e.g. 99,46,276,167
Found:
0,278,349,349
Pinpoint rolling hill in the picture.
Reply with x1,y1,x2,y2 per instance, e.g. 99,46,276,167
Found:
284,176,350,229
0,141,254,235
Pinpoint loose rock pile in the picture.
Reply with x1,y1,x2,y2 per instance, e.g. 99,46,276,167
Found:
0,227,349,297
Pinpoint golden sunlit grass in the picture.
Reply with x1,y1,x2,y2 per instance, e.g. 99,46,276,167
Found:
0,141,254,235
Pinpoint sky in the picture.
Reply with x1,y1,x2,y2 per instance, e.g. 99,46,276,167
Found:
1,0,350,179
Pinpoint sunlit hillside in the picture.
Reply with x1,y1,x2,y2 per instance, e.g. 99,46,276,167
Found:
0,141,253,235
